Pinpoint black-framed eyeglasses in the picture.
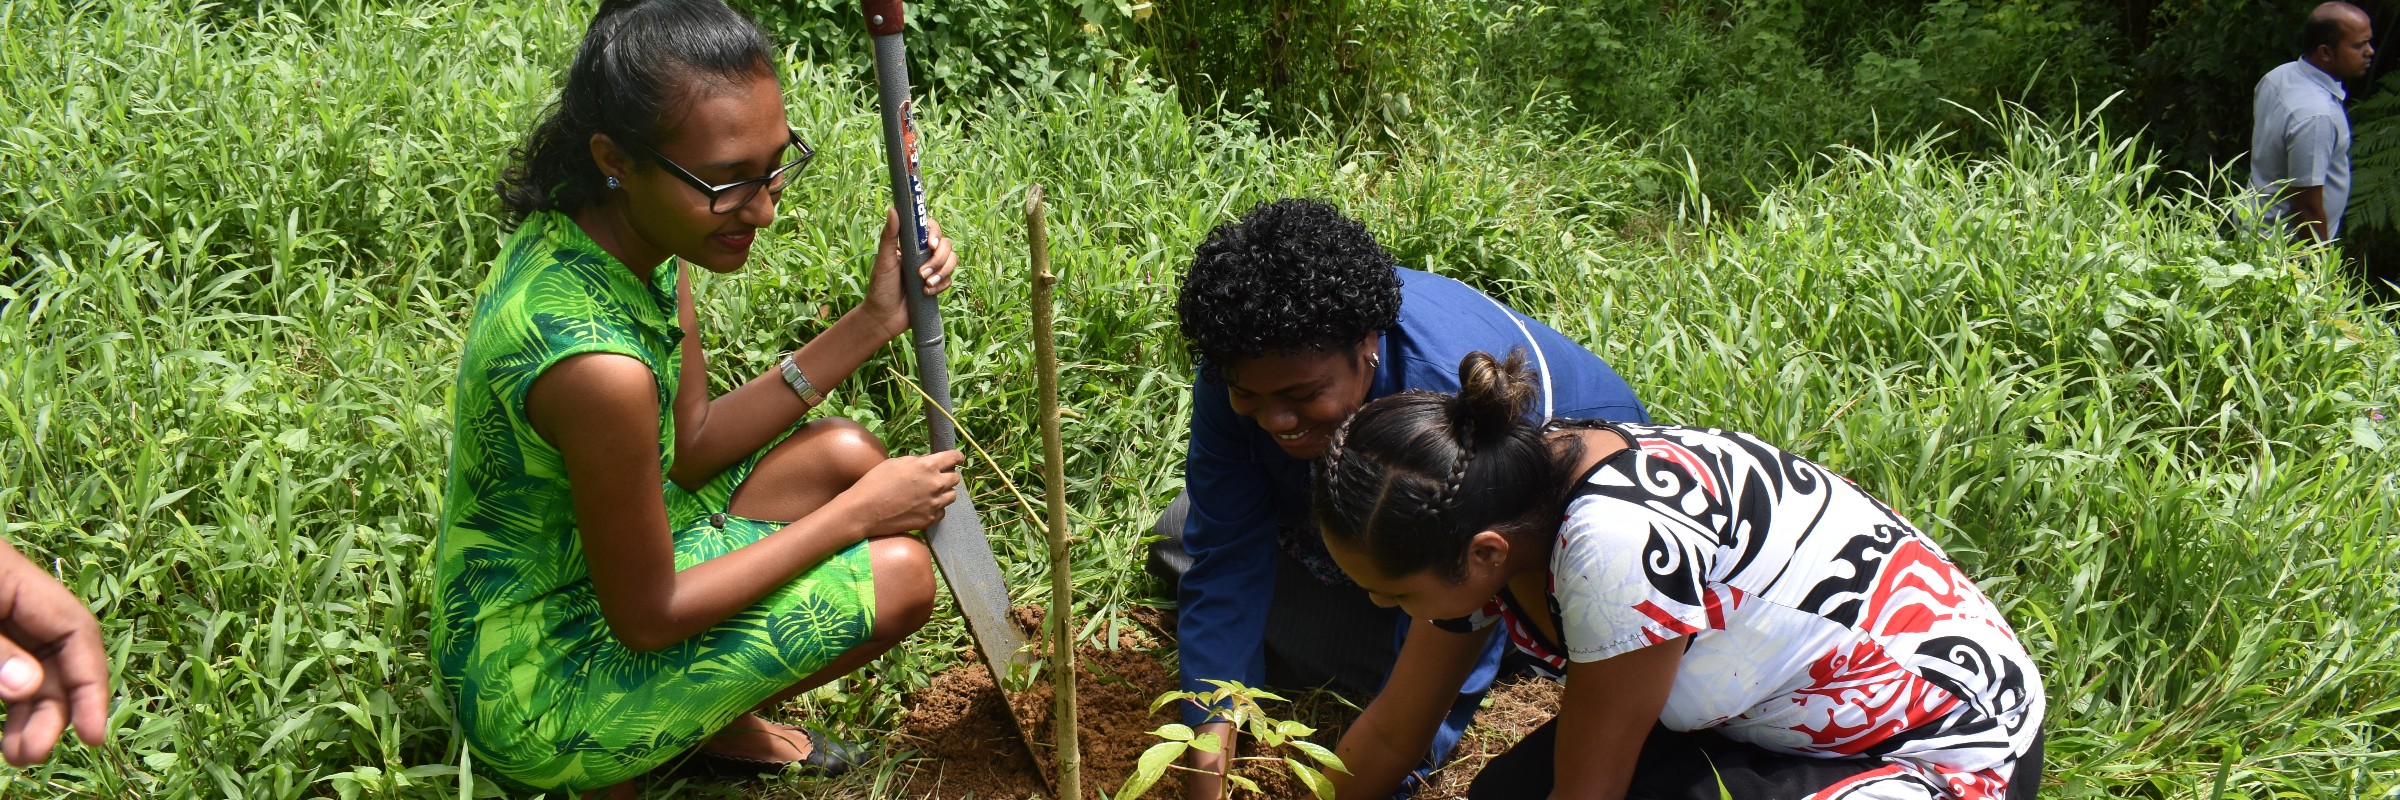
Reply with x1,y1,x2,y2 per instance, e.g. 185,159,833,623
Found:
630,129,815,214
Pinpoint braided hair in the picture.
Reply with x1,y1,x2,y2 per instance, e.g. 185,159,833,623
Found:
1313,350,1577,583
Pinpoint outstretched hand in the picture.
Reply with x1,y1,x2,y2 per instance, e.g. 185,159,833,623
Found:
863,208,960,339
0,541,108,767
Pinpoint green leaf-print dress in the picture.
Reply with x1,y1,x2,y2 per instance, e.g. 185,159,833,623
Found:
434,211,876,791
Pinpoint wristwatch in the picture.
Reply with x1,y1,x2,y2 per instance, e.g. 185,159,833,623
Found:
778,354,825,407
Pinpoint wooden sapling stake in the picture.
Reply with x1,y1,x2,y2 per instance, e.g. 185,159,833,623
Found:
1028,184,1081,799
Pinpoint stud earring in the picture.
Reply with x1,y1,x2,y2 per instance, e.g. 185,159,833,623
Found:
607,176,622,190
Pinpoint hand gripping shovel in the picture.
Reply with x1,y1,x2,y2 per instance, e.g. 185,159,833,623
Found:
859,0,1047,780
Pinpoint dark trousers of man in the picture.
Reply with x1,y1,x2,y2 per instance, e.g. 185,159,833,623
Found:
1148,492,1484,798
1465,720,2047,800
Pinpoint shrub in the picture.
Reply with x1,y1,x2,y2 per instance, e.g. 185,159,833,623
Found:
725,0,1145,103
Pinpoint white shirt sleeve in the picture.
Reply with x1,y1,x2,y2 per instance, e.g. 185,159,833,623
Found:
1553,493,1717,662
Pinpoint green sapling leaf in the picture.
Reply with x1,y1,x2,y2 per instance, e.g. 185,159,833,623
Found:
1289,739,1347,774
1151,723,1195,742
1286,759,1337,800
1247,716,1283,748
1119,740,1189,799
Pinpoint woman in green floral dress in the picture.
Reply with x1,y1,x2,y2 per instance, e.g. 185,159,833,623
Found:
434,0,961,794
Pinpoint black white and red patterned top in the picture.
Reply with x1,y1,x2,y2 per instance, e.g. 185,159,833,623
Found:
1448,423,2045,800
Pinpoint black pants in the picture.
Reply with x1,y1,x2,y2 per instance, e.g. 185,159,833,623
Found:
1147,490,1402,693
1466,720,2046,800
1149,491,1488,799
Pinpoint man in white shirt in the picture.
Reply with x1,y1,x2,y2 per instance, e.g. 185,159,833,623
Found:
2252,2,2376,243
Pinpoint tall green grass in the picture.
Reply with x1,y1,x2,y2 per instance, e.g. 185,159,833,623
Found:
3,0,2396,797
1513,113,2400,797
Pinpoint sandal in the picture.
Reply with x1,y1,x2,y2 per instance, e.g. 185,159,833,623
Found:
675,723,868,779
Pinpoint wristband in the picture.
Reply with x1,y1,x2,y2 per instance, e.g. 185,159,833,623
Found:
778,354,826,407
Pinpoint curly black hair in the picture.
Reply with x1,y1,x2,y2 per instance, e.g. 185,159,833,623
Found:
1175,198,1402,384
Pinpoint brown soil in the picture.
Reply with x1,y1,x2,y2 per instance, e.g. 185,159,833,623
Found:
893,607,1560,799
1418,677,1560,798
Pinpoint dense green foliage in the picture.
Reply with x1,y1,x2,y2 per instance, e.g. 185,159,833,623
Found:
723,0,2393,214
3,0,2398,797
1476,0,2121,202
721,0,1144,101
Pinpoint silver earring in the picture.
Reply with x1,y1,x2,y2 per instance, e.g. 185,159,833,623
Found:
1367,353,1382,370
607,176,622,190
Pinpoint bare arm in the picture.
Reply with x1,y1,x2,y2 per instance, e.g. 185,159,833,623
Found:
1549,640,1684,800
667,211,956,488
1321,620,1493,800
2287,185,2331,244
528,352,961,652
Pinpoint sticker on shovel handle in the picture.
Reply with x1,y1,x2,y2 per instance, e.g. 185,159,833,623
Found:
900,100,932,256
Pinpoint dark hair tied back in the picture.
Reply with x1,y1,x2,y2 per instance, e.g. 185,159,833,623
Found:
1313,350,1569,583
1452,350,1539,448
496,0,776,228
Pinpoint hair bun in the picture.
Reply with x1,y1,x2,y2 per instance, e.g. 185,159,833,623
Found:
1452,350,1536,446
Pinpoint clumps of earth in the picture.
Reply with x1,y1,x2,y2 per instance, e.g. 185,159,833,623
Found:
890,606,1560,799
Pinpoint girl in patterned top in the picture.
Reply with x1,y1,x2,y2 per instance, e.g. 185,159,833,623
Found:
434,0,959,795
1310,351,2046,800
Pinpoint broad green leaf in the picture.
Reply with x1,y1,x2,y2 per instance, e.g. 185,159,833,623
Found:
1119,740,1188,800
2353,416,2385,451
1289,739,1347,774
1246,716,1284,748
1149,723,1194,742
1189,732,1222,754
1151,691,1193,714
1286,759,1337,800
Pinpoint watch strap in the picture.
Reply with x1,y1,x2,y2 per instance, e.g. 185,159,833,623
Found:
778,354,826,407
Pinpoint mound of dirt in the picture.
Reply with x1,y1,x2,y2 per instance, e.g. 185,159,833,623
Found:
894,607,1561,799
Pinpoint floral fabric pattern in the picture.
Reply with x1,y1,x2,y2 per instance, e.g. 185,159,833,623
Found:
433,211,875,791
